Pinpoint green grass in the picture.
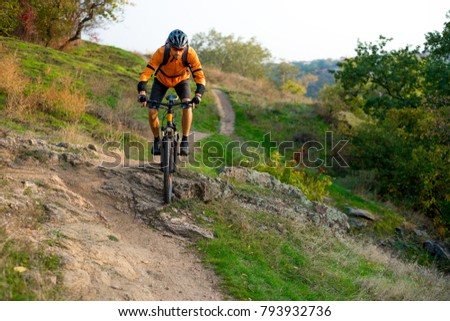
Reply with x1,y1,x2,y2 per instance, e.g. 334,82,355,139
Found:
191,90,221,133
174,198,430,301
0,235,64,300
108,235,119,242
230,91,328,145
327,182,405,236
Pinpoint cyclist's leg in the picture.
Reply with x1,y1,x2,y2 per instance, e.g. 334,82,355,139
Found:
149,79,168,155
174,80,192,137
174,80,191,156
149,79,168,138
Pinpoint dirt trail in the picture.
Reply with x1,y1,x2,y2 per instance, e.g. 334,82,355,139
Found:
0,90,235,300
0,156,223,300
211,89,235,136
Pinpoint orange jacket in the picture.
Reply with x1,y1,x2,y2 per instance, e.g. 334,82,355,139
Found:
139,45,206,92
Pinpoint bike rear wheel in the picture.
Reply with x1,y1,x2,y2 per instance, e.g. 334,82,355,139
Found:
161,137,174,204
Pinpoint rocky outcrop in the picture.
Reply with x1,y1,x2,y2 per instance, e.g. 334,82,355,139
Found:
1,136,350,240
219,166,349,233
96,165,229,240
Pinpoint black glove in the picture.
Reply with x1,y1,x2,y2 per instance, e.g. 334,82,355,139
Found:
138,94,147,103
192,95,201,105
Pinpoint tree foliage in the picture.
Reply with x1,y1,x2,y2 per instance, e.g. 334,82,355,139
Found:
0,0,132,49
423,11,450,107
292,59,338,98
191,29,271,79
332,36,425,117
0,1,21,37
326,12,450,231
349,108,450,230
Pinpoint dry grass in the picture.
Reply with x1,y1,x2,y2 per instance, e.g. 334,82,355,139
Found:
204,66,313,108
52,123,91,146
345,237,450,300
0,54,34,116
38,75,86,121
289,223,449,300
0,52,86,122
206,66,288,103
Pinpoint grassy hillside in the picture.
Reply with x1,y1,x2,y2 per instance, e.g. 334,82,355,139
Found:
0,37,448,301
0,36,220,160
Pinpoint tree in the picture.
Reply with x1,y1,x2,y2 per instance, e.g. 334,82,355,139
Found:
59,0,133,50
2,0,132,49
191,29,271,79
423,10,450,107
272,62,300,87
0,1,21,37
332,36,424,117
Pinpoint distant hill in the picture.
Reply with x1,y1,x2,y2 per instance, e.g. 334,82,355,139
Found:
292,59,341,98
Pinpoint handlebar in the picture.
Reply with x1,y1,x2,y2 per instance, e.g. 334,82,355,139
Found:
147,100,193,109
145,94,194,109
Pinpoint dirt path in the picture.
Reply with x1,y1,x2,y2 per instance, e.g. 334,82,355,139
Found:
0,138,224,300
0,91,236,300
56,164,224,300
211,89,235,136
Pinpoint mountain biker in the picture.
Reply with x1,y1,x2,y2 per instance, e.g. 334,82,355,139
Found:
137,29,206,156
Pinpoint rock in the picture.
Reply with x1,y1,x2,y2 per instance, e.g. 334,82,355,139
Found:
414,229,429,238
395,227,405,238
97,167,218,240
22,180,37,189
60,153,85,166
176,170,234,202
219,166,348,233
423,240,450,261
219,166,310,205
311,202,350,232
57,142,69,149
154,213,214,240
347,207,377,221
348,218,368,229
87,144,97,152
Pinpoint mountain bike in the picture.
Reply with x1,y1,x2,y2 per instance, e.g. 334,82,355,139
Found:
147,95,193,204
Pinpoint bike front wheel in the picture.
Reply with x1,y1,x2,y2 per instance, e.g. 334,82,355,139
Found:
161,137,174,204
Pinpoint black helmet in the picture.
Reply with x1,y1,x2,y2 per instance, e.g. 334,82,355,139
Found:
167,29,188,48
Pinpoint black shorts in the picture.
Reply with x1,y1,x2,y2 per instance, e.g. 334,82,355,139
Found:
149,78,191,108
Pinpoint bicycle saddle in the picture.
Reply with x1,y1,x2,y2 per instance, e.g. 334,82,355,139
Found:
166,94,178,102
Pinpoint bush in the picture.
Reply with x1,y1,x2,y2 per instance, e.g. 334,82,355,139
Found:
350,108,450,233
250,151,332,202
38,76,86,121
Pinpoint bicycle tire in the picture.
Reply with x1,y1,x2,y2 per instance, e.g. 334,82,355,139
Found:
172,133,179,173
162,137,173,204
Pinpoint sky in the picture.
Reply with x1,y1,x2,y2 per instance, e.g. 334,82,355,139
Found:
92,0,449,62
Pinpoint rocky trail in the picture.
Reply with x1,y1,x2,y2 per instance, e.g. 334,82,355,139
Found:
0,91,353,300
0,89,236,300
0,140,224,300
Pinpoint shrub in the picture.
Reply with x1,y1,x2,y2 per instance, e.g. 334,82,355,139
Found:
0,53,33,115
38,75,86,121
350,108,450,233
250,151,332,202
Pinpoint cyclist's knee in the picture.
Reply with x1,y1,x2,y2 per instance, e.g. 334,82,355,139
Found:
149,108,158,116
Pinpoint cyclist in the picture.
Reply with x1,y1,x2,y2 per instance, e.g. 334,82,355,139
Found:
137,29,206,156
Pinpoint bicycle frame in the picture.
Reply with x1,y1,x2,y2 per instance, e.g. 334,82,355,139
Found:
147,95,193,204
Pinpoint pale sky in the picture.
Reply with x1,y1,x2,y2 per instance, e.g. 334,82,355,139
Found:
92,0,449,61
